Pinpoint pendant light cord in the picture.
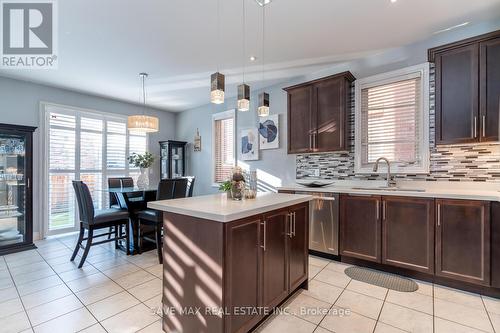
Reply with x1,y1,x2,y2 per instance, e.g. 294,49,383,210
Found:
141,74,146,116
262,4,265,83
217,0,221,72
242,0,246,83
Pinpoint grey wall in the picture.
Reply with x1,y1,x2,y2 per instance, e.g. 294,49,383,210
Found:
0,76,176,236
175,20,500,196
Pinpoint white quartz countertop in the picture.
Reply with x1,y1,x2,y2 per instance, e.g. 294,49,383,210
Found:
147,192,313,223
278,184,500,202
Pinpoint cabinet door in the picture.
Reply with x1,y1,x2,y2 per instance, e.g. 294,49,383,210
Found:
382,197,434,274
435,44,479,144
340,195,382,263
436,200,490,286
492,202,500,288
261,209,289,309
287,86,314,154
480,37,500,142
225,218,261,333
313,78,347,152
288,204,308,292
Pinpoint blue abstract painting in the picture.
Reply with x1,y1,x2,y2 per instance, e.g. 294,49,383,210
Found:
258,115,279,149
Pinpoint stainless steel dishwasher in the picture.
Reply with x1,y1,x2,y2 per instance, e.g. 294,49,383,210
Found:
296,191,339,256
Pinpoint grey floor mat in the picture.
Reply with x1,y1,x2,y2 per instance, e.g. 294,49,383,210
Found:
344,266,419,292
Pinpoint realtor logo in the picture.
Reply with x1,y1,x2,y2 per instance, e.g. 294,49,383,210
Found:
1,0,58,68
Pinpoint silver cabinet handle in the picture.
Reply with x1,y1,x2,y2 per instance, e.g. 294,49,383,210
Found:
474,116,478,138
383,201,386,221
437,204,441,227
312,196,336,201
309,134,312,150
27,178,30,189
376,200,380,220
261,220,267,251
286,214,293,238
292,212,296,237
482,115,486,137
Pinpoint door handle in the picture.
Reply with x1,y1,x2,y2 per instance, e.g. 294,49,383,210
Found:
437,204,441,227
383,201,386,221
482,115,486,137
309,134,312,150
376,200,380,220
474,116,478,138
292,212,296,237
261,221,267,250
286,214,293,238
312,196,336,201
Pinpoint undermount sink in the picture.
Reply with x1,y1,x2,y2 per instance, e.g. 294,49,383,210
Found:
351,187,426,192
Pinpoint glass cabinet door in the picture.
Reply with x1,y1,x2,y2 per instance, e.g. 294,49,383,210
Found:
171,146,184,178
0,134,27,247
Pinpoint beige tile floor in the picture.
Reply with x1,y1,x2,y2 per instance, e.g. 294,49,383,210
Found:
0,234,499,333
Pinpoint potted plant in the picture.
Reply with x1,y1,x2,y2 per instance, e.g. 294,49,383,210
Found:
128,152,155,188
219,180,232,199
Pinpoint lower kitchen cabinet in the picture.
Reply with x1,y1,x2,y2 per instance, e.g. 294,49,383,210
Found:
492,202,500,288
435,199,490,286
382,197,434,274
225,217,262,333
261,209,289,310
340,194,382,263
288,203,309,291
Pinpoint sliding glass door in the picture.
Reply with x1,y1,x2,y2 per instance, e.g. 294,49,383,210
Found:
44,104,147,236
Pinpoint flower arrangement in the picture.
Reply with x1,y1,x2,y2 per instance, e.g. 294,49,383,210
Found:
128,152,155,169
230,166,246,201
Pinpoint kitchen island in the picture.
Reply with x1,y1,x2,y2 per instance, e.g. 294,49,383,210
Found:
148,192,313,333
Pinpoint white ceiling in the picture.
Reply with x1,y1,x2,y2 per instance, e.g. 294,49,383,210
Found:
1,0,500,112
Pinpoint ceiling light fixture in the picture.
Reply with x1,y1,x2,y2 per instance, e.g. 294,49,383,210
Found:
250,56,257,61
128,73,159,133
255,0,271,7
237,0,250,112
257,3,270,117
210,0,225,104
390,0,397,3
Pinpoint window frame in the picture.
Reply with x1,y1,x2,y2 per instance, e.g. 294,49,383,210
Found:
41,102,149,236
212,109,236,186
354,63,430,174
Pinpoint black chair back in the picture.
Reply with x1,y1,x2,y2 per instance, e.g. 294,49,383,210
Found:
108,178,121,207
73,181,95,225
184,177,195,197
157,179,176,201
173,178,189,199
121,177,134,188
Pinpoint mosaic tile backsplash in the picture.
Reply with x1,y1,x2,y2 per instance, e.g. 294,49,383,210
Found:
296,65,500,182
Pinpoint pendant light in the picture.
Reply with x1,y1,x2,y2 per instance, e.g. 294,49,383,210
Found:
237,0,250,112
210,0,225,104
128,73,159,133
257,3,269,117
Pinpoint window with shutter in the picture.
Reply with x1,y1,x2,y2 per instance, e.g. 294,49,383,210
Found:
44,103,149,234
355,64,430,174
213,110,236,184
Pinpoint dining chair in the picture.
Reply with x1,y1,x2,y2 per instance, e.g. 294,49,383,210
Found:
173,178,189,199
71,181,130,268
136,179,176,263
121,177,145,204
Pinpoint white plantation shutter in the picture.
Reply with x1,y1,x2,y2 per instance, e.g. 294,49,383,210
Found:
213,112,235,183
355,64,429,174
45,104,150,234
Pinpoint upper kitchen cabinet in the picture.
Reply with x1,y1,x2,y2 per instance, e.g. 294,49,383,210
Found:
429,30,500,144
284,72,355,154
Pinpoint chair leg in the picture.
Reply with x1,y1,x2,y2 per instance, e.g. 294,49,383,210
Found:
137,219,143,255
114,226,119,249
108,226,113,240
71,223,84,261
125,220,131,255
155,223,163,264
78,228,93,268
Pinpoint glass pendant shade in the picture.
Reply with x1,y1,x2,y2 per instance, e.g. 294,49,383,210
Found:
211,72,225,104
128,115,159,133
237,84,250,111
257,92,270,117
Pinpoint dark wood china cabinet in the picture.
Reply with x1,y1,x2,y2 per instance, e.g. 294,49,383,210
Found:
0,123,36,255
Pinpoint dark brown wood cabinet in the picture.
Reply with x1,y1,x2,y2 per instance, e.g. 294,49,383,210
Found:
261,209,289,310
225,217,262,333
340,194,381,263
435,199,490,286
284,72,355,154
288,204,309,291
480,36,500,142
492,202,500,288
382,197,434,274
430,29,500,144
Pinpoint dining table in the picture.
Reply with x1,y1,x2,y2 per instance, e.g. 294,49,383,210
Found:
101,186,158,254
